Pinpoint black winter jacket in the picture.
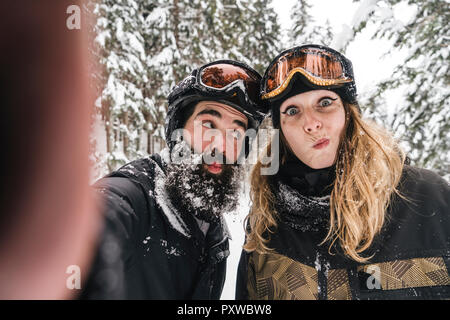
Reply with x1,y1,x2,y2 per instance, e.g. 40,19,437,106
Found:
236,163,450,300
80,154,230,299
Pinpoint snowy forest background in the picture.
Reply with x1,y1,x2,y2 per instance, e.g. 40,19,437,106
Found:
86,0,449,299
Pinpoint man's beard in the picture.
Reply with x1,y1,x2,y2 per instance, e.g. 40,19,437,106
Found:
165,151,242,223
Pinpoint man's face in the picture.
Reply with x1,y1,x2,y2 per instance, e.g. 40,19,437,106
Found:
165,101,248,222
182,101,248,174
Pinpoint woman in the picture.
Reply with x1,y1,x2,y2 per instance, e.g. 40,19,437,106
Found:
236,44,450,300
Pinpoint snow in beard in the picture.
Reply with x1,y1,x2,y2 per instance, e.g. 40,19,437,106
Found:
165,141,243,223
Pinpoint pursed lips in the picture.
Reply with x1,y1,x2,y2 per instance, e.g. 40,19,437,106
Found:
313,138,330,149
205,162,223,174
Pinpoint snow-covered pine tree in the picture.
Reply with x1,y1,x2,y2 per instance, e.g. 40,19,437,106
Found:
289,0,333,47
347,0,449,180
91,0,284,176
83,1,110,179
204,0,247,62
141,0,175,155
93,0,149,171
93,0,221,172
237,0,281,74
143,0,234,152
194,0,282,73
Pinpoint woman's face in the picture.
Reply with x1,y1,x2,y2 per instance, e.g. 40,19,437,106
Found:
279,90,346,169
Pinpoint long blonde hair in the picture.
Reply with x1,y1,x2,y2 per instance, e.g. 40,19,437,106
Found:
243,103,406,263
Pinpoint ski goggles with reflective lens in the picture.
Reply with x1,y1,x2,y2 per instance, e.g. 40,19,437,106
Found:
261,45,355,100
196,60,265,112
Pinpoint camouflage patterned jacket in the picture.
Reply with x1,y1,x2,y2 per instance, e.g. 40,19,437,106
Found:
236,166,450,300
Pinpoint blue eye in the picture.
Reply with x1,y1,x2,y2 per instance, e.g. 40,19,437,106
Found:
319,97,337,107
282,106,299,116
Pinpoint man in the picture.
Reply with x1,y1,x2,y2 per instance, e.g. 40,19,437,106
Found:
81,60,266,299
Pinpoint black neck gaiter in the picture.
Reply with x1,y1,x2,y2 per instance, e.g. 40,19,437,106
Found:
271,153,336,232
278,153,336,197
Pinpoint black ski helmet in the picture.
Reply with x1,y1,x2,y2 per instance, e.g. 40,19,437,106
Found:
164,60,266,157
261,44,360,128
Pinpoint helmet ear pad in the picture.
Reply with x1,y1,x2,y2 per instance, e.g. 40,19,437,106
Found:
164,96,200,153
177,102,197,131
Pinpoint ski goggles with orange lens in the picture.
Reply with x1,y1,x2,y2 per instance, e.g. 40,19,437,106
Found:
197,60,262,109
261,45,356,101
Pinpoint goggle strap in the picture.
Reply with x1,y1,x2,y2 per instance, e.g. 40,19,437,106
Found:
262,68,353,100
199,78,247,92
